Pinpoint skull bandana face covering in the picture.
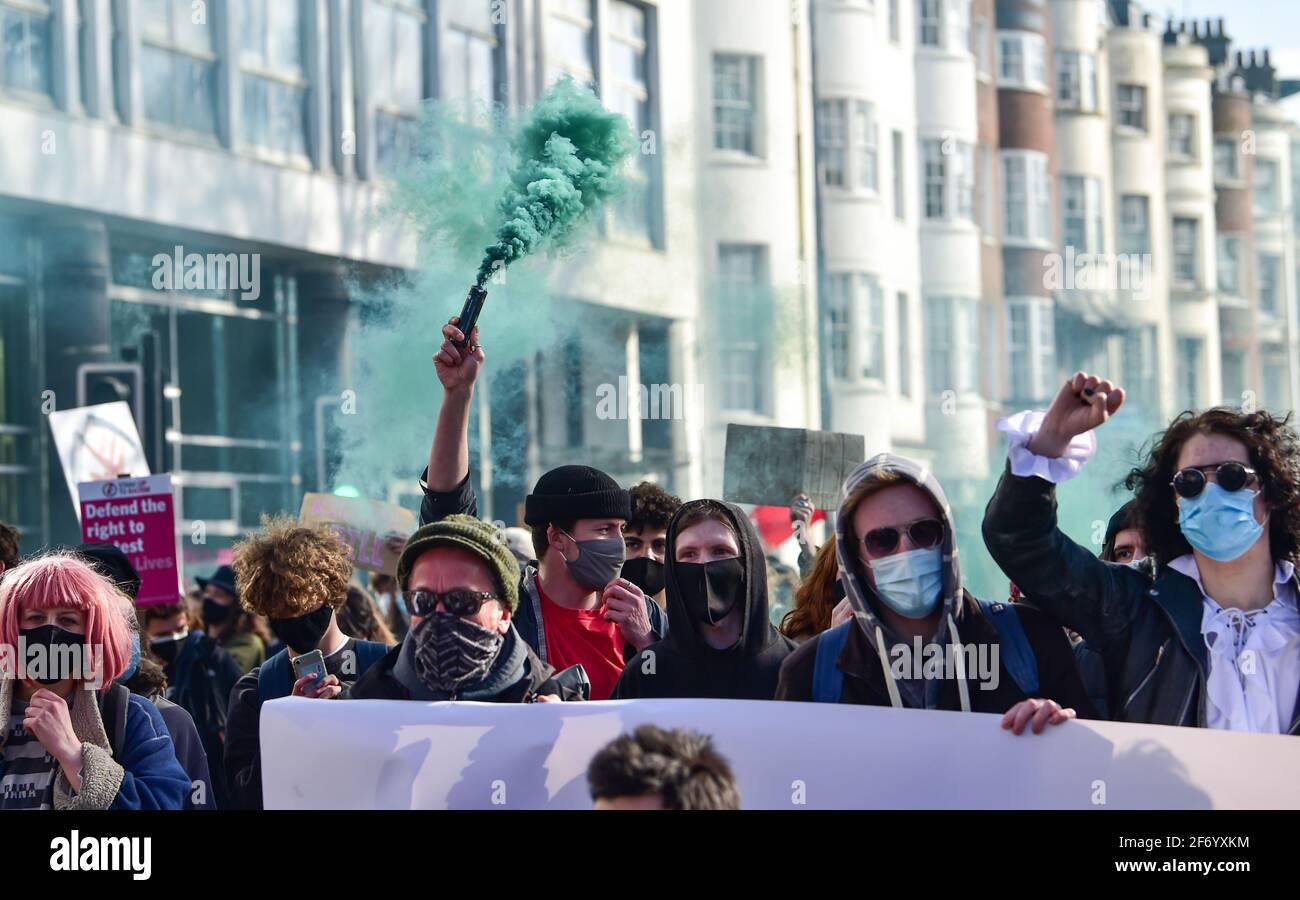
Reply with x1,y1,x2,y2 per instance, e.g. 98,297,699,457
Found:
411,611,505,694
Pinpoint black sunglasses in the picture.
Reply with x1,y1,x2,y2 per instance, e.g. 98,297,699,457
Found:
403,590,500,618
1171,462,1259,499
862,518,944,556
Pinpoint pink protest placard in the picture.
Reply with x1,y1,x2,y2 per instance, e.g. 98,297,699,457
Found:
77,474,179,607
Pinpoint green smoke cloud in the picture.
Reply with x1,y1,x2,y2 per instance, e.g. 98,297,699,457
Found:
476,76,637,286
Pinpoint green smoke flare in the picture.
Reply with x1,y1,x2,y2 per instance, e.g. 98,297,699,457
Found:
476,76,637,285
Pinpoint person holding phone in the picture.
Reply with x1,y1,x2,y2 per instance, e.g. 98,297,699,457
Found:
983,372,1300,734
222,517,390,809
346,515,588,703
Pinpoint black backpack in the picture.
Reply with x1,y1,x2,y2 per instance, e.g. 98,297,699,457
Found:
100,683,131,759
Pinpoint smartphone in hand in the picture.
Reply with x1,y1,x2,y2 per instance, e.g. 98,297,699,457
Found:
290,649,327,692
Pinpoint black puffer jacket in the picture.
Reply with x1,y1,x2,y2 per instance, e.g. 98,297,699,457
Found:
983,465,1300,733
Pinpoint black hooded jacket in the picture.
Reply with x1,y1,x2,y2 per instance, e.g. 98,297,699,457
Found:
612,500,797,700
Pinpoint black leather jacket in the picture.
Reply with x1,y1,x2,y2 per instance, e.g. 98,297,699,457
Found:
983,465,1300,734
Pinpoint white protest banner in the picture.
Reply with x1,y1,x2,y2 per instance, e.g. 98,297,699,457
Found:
48,402,150,515
298,493,418,575
78,475,179,606
260,697,1300,810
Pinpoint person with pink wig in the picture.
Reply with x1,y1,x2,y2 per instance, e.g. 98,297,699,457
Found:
0,553,190,810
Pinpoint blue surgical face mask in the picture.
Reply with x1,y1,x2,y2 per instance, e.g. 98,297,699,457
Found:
115,632,141,684
1178,482,1267,563
867,547,944,619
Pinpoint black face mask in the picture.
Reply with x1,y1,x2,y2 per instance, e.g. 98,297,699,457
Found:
150,632,188,666
675,557,745,626
269,604,334,653
203,598,234,628
19,625,86,685
621,557,666,597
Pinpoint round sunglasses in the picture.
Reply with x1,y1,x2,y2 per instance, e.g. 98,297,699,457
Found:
862,517,944,556
403,589,500,618
1170,462,1259,499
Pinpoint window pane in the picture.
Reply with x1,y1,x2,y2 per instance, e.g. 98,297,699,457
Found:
609,0,645,39
609,36,645,85
446,0,495,33
267,0,302,74
2,8,52,95
139,0,170,42
241,0,265,59
548,15,593,76
391,9,423,108
896,293,911,396
173,0,212,52
715,55,757,155
366,2,392,101
140,46,174,123
175,53,217,134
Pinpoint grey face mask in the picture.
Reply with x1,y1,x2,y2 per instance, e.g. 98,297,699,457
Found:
558,529,626,590
412,611,505,695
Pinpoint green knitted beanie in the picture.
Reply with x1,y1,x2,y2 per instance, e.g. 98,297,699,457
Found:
395,515,521,613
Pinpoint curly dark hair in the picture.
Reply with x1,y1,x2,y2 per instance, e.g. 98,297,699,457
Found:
233,515,354,618
587,725,740,810
626,482,682,534
1123,407,1300,566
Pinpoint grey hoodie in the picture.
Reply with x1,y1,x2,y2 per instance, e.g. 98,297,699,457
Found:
834,453,972,710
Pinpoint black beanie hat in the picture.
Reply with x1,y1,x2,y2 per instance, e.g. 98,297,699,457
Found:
75,542,142,600
524,465,631,526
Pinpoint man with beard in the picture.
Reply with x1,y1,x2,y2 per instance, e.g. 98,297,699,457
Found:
346,515,588,703
222,517,389,809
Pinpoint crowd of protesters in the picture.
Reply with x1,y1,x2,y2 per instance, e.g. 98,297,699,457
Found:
0,318,1297,810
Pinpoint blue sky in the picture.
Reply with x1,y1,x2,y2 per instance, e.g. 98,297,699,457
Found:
1158,0,1300,77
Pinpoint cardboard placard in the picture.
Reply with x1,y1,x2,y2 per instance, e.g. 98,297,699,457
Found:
723,424,866,511
298,493,418,575
49,402,150,516
78,474,179,606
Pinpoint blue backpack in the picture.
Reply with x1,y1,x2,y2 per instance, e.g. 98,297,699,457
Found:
811,599,1040,703
256,640,389,704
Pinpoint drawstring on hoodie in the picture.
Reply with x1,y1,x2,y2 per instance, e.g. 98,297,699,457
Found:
870,611,971,714
948,612,971,713
872,624,904,708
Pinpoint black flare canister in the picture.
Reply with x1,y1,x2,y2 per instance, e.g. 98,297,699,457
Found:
454,285,488,349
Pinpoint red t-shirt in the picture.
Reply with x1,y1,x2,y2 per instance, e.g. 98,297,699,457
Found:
536,578,626,701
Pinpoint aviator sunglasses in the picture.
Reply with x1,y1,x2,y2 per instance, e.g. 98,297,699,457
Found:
862,518,944,556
